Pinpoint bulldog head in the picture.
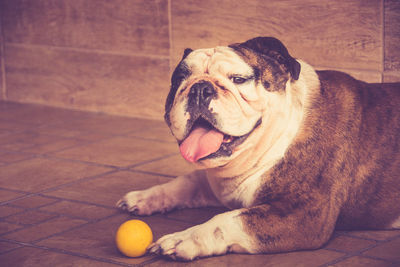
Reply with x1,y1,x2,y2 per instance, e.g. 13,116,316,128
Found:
164,37,301,168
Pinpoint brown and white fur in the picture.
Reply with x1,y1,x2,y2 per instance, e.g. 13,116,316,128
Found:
117,37,400,261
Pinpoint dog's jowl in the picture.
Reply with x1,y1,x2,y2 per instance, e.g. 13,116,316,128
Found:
117,37,400,261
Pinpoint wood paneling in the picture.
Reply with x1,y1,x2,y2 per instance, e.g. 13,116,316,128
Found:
0,0,399,118
383,72,400,82
384,0,400,72
5,45,169,119
1,0,169,56
0,51,3,101
171,0,382,71
0,17,4,100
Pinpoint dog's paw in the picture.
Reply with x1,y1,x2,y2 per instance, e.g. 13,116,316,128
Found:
149,225,225,261
116,190,161,215
149,229,203,261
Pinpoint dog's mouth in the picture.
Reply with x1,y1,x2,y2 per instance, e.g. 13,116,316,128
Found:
178,117,262,163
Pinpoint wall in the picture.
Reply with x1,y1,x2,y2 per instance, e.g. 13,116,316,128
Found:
0,0,399,120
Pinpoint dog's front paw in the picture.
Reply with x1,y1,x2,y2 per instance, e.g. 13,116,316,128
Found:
149,228,204,261
116,190,162,215
149,225,225,261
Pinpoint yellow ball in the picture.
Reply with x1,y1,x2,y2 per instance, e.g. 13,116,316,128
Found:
115,219,153,257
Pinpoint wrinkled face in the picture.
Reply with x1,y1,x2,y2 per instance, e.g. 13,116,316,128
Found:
164,38,299,167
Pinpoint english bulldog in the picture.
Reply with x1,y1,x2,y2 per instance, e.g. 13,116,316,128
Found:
117,37,400,261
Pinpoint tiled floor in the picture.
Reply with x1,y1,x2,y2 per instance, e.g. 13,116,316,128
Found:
0,101,399,267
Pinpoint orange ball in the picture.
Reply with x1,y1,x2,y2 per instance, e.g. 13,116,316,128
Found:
115,220,153,257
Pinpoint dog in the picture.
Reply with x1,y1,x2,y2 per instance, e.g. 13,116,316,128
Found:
117,37,400,261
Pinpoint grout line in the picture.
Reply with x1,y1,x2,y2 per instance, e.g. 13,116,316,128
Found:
321,232,400,266
4,215,61,229
128,169,176,179
0,169,119,207
5,42,170,61
123,135,176,144
124,152,178,169
38,153,120,170
30,213,120,244
340,229,400,242
320,250,399,266
36,194,118,210
0,238,134,266
0,214,61,237
141,256,164,266
2,202,111,226
36,169,120,193
1,201,62,223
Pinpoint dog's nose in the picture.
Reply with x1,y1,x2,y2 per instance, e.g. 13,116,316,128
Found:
188,80,217,107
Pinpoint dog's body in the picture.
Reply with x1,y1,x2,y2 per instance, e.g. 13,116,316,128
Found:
117,37,400,260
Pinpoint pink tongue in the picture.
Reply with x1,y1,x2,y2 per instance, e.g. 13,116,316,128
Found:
179,125,224,163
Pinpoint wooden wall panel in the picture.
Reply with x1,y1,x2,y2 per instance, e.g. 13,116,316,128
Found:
0,19,4,101
0,0,399,118
384,0,400,82
5,45,169,119
171,0,382,72
1,0,169,56
383,73,400,83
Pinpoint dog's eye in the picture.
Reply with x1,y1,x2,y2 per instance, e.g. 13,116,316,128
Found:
231,76,247,84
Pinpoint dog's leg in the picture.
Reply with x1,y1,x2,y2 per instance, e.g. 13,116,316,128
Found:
116,170,221,215
150,204,337,261
149,209,255,260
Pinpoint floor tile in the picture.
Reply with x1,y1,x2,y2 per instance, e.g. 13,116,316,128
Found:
21,138,87,154
2,216,87,243
325,234,376,252
1,102,398,266
47,112,164,136
0,221,23,235
363,237,400,261
0,120,35,132
0,205,24,218
128,124,176,143
0,157,112,192
0,151,34,164
44,171,171,207
37,213,193,266
7,195,58,209
347,230,400,241
0,240,21,254
0,247,117,267
0,189,26,203
31,123,110,142
0,102,80,125
149,249,344,267
133,154,195,177
30,124,86,139
71,132,112,142
53,136,178,167
0,131,63,151
4,210,57,225
332,256,396,267
39,200,117,221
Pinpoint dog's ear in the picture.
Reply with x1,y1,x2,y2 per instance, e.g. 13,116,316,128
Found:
165,49,193,125
236,37,300,80
181,48,193,61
